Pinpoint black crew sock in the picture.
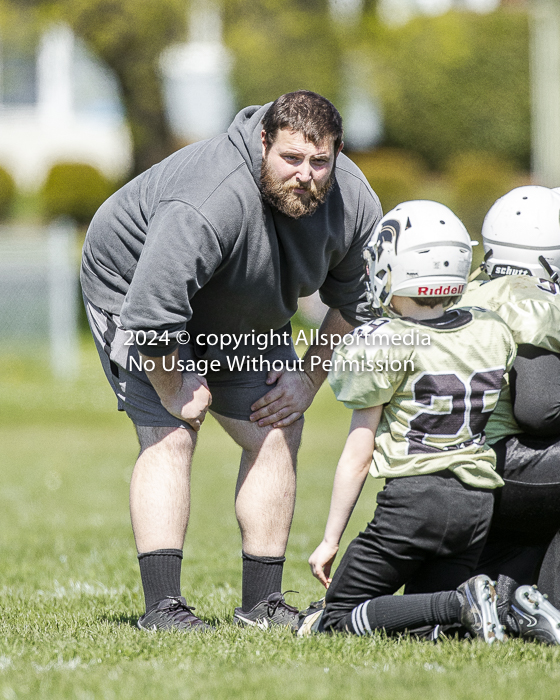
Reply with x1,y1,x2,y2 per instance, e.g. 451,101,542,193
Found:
344,591,461,635
242,551,285,612
138,548,183,612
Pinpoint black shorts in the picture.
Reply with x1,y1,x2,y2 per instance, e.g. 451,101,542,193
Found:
322,472,494,631
474,434,560,587
84,296,300,425
490,433,560,539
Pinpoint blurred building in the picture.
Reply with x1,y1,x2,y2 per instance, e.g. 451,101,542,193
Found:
160,1,234,144
329,0,383,151
378,0,501,25
0,4,234,190
0,25,131,189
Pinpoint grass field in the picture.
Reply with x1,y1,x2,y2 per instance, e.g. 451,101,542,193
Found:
1,341,560,699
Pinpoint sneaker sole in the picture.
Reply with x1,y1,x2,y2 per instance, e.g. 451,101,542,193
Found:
137,618,212,633
514,586,560,645
297,609,324,637
233,613,270,630
137,619,156,632
472,576,506,645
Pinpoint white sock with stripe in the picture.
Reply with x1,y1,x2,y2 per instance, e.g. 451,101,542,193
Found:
350,600,373,636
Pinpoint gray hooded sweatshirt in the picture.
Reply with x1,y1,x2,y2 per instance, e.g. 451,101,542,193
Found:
81,104,382,362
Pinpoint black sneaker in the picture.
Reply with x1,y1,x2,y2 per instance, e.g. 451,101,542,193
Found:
137,596,212,632
509,585,560,645
457,575,506,644
296,598,326,637
233,592,299,630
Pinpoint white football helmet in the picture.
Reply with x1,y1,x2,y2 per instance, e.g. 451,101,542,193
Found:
482,186,560,280
363,200,473,312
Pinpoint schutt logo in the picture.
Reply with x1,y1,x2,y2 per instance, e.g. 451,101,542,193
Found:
493,265,531,277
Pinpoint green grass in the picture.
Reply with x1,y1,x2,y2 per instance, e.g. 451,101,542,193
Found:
1,341,559,699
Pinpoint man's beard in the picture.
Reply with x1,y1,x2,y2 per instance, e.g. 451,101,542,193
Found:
260,157,336,219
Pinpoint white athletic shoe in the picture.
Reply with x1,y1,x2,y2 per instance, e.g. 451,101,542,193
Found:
296,599,326,637
457,575,507,644
510,585,560,645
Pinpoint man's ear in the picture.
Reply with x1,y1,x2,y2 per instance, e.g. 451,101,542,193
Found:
261,129,268,157
336,141,344,158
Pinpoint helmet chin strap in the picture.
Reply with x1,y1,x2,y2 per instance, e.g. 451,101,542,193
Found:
377,291,400,319
469,249,493,282
538,255,559,284
384,301,401,319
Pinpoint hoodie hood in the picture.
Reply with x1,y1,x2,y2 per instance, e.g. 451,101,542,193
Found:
227,103,272,186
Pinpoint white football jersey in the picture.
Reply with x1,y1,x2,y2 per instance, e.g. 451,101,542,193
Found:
329,308,516,489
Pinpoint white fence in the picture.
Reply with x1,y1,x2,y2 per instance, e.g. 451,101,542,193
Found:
0,221,79,378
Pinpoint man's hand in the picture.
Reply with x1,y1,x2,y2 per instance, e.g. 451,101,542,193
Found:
249,309,355,428
250,309,356,428
160,372,212,432
250,369,317,428
140,350,212,432
308,540,339,588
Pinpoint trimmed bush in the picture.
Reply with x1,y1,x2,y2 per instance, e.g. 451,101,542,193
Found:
349,148,427,213
41,163,115,225
0,166,16,221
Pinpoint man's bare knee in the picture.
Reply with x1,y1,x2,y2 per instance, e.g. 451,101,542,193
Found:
274,417,304,451
242,421,304,468
214,413,303,454
135,425,196,456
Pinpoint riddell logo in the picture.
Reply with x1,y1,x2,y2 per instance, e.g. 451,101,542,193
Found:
493,265,531,277
417,284,465,296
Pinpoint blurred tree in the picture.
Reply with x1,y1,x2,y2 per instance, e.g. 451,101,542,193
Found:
0,1,531,183
371,9,530,170
0,166,16,221
222,0,342,108
0,0,186,176
56,0,186,175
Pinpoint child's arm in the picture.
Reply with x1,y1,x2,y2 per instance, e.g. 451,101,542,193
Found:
308,404,382,588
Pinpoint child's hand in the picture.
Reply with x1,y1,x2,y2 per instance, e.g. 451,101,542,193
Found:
308,541,339,588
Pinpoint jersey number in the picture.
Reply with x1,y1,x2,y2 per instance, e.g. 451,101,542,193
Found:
407,370,504,454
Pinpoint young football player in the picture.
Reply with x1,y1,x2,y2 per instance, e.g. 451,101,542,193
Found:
298,200,516,641
462,186,560,644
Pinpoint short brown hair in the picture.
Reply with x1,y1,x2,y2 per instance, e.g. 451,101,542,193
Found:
414,296,461,309
262,91,343,153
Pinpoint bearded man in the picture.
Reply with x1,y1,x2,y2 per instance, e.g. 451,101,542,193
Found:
81,90,382,631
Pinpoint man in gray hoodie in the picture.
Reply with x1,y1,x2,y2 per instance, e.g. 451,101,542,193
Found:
81,90,382,631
